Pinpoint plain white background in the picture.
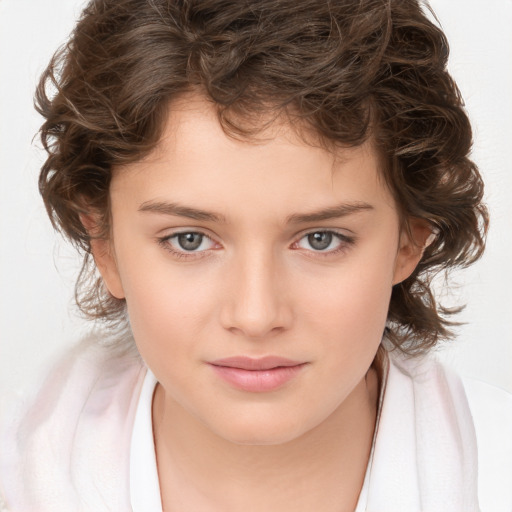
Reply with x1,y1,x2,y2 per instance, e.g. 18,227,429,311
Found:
0,0,511,410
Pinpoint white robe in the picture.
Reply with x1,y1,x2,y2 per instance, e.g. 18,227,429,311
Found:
1,334,511,511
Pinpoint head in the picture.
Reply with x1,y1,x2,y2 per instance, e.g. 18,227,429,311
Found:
37,0,487,359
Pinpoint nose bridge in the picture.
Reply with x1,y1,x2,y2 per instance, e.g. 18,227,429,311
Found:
221,243,290,338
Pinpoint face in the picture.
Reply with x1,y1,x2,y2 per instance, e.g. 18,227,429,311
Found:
93,95,424,445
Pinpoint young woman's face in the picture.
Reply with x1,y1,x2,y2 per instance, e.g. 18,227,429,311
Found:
98,95,422,445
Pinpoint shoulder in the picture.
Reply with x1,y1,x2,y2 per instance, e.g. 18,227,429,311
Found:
390,353,512,512
10,329,146,430
462,377,512,512
386,350,512,511
0,329,147,511
369,350,482,509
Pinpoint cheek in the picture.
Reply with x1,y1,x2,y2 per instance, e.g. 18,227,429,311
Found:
115,250,218,361
294,247,396,361
300,251,395,325
301,278,391,363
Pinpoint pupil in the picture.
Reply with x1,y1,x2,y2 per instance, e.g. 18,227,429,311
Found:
178,233,202,251
308,232,332,250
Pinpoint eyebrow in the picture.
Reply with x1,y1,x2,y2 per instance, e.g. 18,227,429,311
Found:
138,200,226,222
138,200,374,224
286,201,374,224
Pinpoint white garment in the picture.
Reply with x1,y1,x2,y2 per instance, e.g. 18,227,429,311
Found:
366,352,480,511
463,377,512,511
1,334,511,511
130,370,162,512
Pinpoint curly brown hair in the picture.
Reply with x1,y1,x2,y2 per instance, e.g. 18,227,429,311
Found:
36,0,488,354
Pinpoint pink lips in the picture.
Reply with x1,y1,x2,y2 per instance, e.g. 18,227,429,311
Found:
208,356,307,392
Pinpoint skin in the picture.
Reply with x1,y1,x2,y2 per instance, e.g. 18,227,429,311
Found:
90,95,427,511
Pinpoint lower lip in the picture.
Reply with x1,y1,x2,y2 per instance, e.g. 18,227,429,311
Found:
209,364,307,392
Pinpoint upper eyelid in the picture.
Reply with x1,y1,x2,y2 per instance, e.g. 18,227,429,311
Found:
158,228,351,237
298,225,355,235
159,228,216,241
294,228,355,241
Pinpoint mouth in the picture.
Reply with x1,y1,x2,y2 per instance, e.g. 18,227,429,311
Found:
208,356,308,392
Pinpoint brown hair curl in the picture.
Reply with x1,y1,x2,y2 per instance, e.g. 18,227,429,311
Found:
36,0,488,354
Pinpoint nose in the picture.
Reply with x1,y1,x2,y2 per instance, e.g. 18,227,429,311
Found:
220,248,293,339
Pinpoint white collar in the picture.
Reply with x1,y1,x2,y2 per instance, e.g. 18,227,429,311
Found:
130,369,162,512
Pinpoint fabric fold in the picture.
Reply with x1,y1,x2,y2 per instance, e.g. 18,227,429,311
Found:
1,336,145,512
366,353,480,511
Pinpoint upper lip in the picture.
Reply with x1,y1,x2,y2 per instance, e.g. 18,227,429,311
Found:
209,356,305,371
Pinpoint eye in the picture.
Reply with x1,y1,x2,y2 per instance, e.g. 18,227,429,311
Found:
160,231,217,255
294,230,354,253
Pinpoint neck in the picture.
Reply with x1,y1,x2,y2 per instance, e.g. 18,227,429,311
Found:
153,366,380,512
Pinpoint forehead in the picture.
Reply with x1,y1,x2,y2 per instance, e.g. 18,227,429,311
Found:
110,95,396,221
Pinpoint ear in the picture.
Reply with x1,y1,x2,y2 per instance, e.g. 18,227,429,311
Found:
80,214,125,299
392,218,434,285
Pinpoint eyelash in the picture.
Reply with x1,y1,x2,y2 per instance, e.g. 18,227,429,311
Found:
157,230,356,260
